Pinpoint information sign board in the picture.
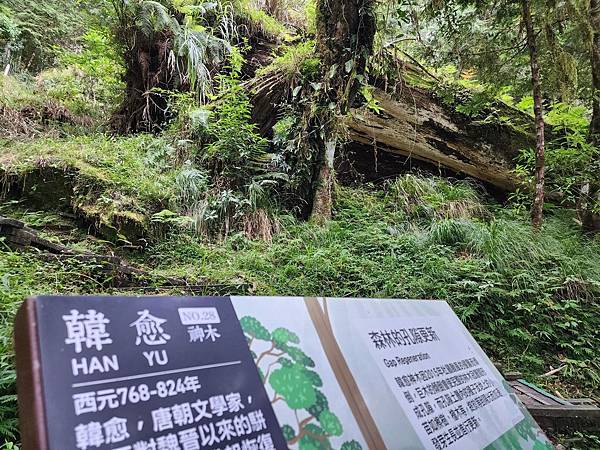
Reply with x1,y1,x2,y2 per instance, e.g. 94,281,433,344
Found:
15,296,553,450
15,296,287,450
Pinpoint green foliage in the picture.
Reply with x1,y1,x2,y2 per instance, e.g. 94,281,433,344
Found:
2,173,600,444
359,85,382,113
165,51,287,239
304,0,316,34
175,166,209,207
0,134,179,241
0,0,101,73
281,424,296,440
270,363,317,409
50,29,124,117
153,177,600,400
240,316,271,340
0,249,125,443
341,441,363,450
386,174,486,220
111,0,231,115
318,410,342,437
514,103,600,209
203,61,269,183
240,315,350,447
0,43,121,135
257,41,319,81
434,81,497,119
272,327,300,346
410,0,591,104
0,6,19,60
0,74,36,109
307,390,328,418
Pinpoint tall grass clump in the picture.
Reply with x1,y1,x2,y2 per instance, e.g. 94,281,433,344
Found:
428,218,490,254
386,174,487,220
147,180,600,398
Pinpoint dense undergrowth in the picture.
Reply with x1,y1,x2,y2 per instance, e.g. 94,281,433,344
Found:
1,0,600,448
1,176,599,447
1,65,599,448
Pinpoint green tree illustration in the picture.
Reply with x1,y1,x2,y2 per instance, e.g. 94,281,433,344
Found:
240,316,363,450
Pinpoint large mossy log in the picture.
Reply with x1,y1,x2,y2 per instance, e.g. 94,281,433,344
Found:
346,86,533,190
249,71,535,190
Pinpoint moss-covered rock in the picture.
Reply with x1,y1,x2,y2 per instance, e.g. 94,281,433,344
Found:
0,134,178,244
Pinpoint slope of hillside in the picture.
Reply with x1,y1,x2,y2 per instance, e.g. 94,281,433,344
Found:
1,171,599,445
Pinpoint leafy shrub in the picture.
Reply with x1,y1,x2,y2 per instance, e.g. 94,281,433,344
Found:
163,49,283,240
202,66,269,183
47,29,124,118
0,0,98,73
514,102,600,209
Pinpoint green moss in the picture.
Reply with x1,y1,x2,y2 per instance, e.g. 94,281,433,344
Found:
231,0,293,40
0,134,178,242
257,41,319,80
1,134,176,203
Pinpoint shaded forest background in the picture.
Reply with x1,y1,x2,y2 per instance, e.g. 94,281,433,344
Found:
0,0,599,447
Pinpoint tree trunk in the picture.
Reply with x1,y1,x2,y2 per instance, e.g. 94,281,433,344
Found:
111,32,178,134
308,0,375,223
346,85,532,190
579,0,600,232
522,0,545,230
590,0,600,143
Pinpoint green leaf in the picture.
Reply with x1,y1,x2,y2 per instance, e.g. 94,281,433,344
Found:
269,364,317,409
318,410,343,436
345,59,354,73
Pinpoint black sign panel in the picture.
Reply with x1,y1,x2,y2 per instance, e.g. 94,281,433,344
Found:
26,296,287,450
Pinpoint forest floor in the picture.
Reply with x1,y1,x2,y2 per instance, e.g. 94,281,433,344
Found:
1,134,599,446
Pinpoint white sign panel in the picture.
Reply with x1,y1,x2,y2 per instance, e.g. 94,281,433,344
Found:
357,315,524,450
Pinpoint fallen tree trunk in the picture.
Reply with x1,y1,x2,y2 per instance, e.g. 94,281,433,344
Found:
249,71,535,190
346,86,533,191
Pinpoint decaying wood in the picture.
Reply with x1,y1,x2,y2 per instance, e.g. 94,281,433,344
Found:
346,86,532,191
0,216,184,287
0,215,253,293
507,378,600,432
249,68,534,191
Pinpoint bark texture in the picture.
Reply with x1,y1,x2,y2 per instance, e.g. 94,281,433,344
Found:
579,0,600,232
522,0,546,230
250,69,536,190
307,0,376,223
590,0,600,143
111,30,179,134
346,86,531,190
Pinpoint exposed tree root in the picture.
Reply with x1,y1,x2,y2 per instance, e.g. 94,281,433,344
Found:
0,215,181,287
